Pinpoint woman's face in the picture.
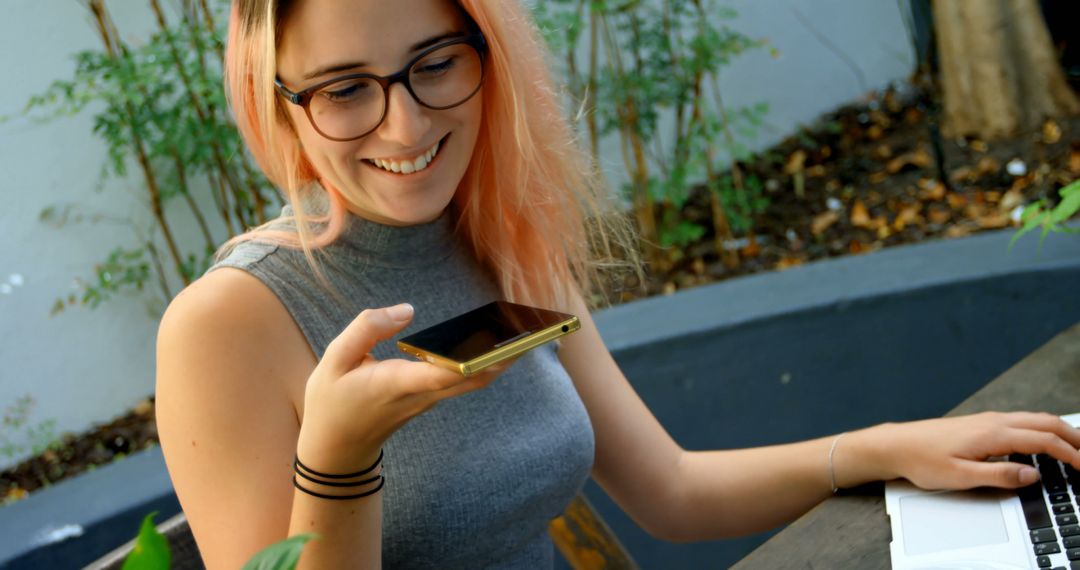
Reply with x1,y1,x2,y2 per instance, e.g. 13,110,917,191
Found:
276,0,483,226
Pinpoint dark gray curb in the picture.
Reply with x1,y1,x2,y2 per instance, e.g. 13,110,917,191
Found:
2,226,1078,569
0,446,179,569
596,226,1080,353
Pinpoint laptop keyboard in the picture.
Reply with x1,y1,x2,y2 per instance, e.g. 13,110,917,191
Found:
1013,453,1080,569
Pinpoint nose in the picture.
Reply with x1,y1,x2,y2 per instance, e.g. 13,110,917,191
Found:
377,82,431,147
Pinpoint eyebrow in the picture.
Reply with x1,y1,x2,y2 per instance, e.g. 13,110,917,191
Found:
300,31,466,81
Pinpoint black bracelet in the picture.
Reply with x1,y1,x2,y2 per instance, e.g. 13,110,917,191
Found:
294,467,382,488
294,448,383,479
293,475,385,500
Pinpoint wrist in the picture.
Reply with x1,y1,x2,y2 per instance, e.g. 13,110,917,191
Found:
297,427,383,476
833,424,897,489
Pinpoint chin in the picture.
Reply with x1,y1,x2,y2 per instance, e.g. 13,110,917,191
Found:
371,195,453,226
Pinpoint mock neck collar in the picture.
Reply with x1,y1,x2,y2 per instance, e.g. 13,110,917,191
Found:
278,194,457,269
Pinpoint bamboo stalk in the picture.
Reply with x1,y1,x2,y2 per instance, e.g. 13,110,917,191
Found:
149,0,262,230
209,169,239,238
144,239,174,305
87,0,190,286
599,10,661,269
587,5,600,165
173,153,216,251
198,0,225,63
692,0,740,268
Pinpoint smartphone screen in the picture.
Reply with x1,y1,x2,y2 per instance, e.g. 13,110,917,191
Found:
397,301,579,375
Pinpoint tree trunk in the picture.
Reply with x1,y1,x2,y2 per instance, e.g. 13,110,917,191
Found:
933,0,1080,140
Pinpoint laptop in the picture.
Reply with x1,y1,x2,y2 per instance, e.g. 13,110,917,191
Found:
886,413,1080,570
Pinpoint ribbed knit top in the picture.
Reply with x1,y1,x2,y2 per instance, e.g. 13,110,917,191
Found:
203,197,595,568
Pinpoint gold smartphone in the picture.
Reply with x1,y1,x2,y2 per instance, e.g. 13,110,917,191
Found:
396,301,580,376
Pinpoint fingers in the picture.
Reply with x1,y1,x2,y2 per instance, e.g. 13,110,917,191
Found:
1000,427,1080,471
323,304,414,375
1003,412,1080,450
952,459,1040,489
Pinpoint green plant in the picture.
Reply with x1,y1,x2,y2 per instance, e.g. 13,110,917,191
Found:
0,395,63,461
16,0,282,319
122,512,318,569
531,0,770,270
1009,179,1080,251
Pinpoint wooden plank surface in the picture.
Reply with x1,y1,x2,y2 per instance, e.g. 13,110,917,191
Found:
731,321,1080,569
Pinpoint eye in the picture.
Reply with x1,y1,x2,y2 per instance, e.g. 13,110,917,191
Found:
414,56,455,76
318,78,374,104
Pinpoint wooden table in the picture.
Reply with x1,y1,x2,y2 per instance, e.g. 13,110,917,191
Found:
731,321,1080,569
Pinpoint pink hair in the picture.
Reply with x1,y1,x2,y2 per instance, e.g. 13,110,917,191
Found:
217,0,639,311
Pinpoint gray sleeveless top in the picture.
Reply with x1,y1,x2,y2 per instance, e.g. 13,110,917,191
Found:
204,200,595,568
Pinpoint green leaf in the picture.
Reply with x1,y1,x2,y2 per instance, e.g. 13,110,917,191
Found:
1049,188,1080,224
241,533,320,570
121,512,170,570
1007,203,1047,252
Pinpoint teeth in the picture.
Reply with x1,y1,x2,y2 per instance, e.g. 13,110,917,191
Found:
369,138,442,174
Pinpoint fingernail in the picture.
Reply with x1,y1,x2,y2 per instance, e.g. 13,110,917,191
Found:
1019,466,1039,485
388,303,414,321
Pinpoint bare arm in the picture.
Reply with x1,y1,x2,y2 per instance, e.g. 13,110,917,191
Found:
557,289,1080,542
156,270,383,569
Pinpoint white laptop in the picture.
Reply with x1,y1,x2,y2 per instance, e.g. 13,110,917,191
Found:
886,413,1080,570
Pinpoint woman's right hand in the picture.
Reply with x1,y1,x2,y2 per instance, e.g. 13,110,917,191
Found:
295,303,508,472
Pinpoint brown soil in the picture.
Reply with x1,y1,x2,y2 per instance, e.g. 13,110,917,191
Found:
3,81,1079,507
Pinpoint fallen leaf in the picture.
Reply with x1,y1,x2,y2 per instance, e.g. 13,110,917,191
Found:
1070,146,1080,174
985,191,1001,204
784,150,807,174
964,202,988,219
1042,119,1062,144
811,210,840,235
893,203,924,230
849,240,869,254
927,207,952,225
740,235,761,258
876,224,892,239
917,179,946,201
662,282,677,295
3,487,28,504
691,257,705,275
869,171,889,184
975,213,1010,229
885,147,933,174
874,144,893,159
999,189,1024,212
945,225,973,238
976,156,1000,175
134,398,154,416
807,165,827,177
866,125,884,140
1009,175,1032,193
970,139,989,153
949,166,974,182
850,200,872,228
776,256,804,270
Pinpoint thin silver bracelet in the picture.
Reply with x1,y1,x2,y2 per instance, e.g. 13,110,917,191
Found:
829,432,847,494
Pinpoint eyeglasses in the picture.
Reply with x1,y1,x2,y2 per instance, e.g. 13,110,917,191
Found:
275,33,487,142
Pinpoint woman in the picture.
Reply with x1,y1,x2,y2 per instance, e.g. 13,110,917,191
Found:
155,0,1080,568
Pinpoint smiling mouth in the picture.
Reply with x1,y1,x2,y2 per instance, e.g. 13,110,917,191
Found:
362,133,450,175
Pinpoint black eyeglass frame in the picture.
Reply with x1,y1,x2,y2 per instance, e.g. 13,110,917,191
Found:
274,33,488,142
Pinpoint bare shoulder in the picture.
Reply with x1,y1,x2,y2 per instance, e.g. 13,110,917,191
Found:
167,267,316,376
154,267,318,567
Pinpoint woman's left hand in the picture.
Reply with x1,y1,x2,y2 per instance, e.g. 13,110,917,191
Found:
867,411,1080,490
